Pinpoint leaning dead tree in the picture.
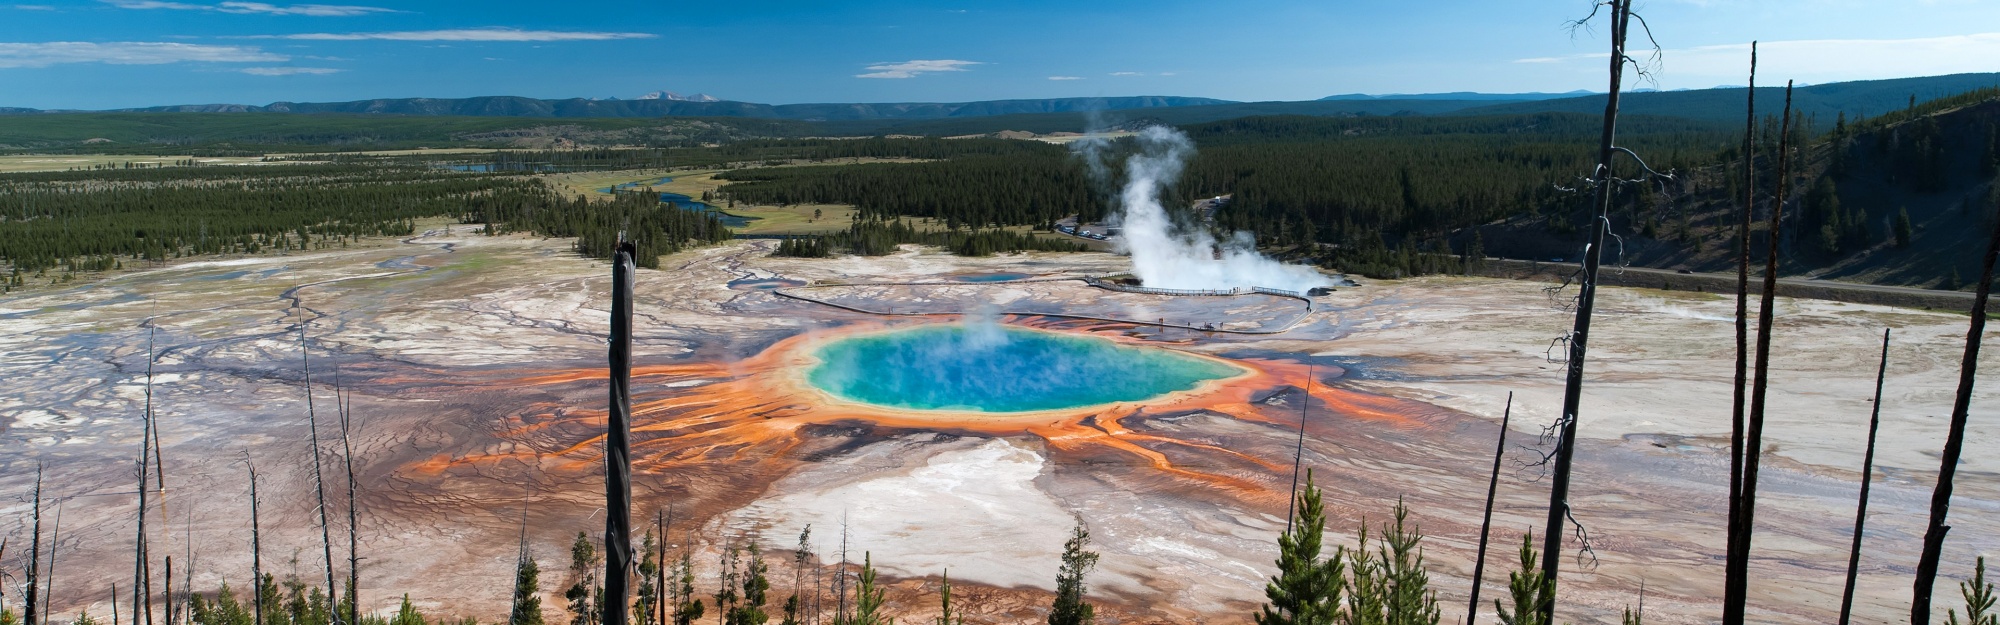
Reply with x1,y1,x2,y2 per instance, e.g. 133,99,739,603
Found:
335,366,361,620
1837,328,1891,625
247,457,264,625
40,502,61,621
1284,363,1314,533
136,330,158,625
1723,81,1794,625
1467,393,1513,625
1910,185,2000,625
1535,0,1669,620
1724,42,1756,625
603,241,638,625
296,295,343,625
25,463,42,625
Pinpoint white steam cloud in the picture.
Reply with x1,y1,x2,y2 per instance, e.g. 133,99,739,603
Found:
1077,126,1332,293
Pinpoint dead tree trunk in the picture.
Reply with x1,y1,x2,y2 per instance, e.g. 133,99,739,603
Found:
25,464,42,625
655,509,666,625
1284,364,1314,533
1837,328,1891,625
1,538,8,622
1725,81,1795,625
1467,393,1513,625
1724,43,1757,625
41,502,60,620
297,298,342,625
335,368,360,621
162,557,172,625
1538,2,1633,621
603,242,637,625
248,459,264,625
138,330,157,625
1910,187,2000,625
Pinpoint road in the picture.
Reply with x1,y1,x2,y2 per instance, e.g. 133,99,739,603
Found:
1486,258,1981,312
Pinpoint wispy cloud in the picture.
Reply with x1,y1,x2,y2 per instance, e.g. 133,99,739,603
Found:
239,65,339,75
856,59,980,79
1513,32,2000,86
1108,71,1143,76
1047,75,1082,81
0,41,284,68
102,0,400,16
248,27,655,41
12,4,57,9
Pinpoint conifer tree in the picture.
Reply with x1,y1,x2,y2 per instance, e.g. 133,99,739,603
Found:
716,544,742,621
1345,526,1384,625
73,611,97,625
259,575,285,625
1949,557,1997,625
1494,534,1551,625
1257,470,1345,625
730,541,771,625
1377,501,1440,625
391,595,426,625
672,555,703,625
783,526,812,625
934,571,962,625
1,608,16,625
510,550,543,625
846,553,890,625
636,532,659,625
1896,208,1914,248
1048,520,1099,625
191,583,253,625
566,532,602,625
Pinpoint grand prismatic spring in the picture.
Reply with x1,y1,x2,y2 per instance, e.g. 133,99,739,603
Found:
805,323,1244,413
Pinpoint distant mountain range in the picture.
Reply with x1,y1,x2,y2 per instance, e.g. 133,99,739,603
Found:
2,73,1996,127
1321,91,1593,102
1454,73,2000,122
2,95,1237,122
633,90,720,102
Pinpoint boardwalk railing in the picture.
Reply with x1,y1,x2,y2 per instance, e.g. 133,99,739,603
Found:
1082,277,1243,297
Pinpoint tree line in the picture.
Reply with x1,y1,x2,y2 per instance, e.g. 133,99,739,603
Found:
0,164,736,286
772,220,1086,259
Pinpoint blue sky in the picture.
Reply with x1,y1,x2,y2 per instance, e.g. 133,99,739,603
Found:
3,0,2000,109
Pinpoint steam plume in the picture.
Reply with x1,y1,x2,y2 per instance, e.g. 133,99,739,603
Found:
1078,126,1332,293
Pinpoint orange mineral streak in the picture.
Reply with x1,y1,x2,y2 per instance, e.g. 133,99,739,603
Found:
440,321,1435,501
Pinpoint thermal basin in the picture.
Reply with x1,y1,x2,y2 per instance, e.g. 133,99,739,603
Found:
805,323,1241,413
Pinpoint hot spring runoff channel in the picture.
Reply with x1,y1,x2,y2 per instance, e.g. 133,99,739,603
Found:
806,324,1242,413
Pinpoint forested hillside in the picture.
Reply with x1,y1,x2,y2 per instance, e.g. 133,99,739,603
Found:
1464,87,2000,289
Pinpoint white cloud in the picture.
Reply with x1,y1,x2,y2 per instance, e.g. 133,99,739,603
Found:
239,66,340,75
254,28,655,41
1108,71,1143,76
856,59,980,79
102,0,399,15
13,4,57,9
0,41,285,68
1047,75,1082,81
1514,32,2000,87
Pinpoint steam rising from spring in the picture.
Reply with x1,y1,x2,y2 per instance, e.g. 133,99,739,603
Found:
1077,126,1333,293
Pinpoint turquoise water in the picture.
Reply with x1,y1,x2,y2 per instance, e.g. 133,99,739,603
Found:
951,272,1030,283
806,324,1240,412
